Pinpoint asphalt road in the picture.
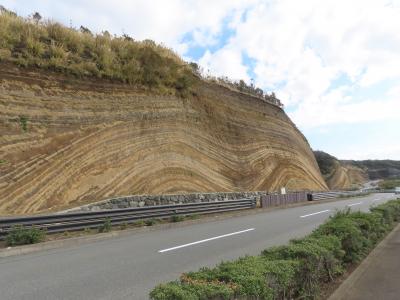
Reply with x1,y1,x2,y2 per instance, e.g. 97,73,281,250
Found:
0,193,395,300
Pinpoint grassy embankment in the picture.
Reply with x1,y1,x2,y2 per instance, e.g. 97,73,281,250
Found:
150,199,400,300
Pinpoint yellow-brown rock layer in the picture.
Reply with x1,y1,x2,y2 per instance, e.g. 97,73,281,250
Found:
325,162,367,190
0,64,327,215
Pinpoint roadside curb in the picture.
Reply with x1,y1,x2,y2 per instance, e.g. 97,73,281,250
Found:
328,223,400,300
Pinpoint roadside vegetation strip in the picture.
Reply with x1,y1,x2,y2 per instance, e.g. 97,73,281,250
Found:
149,199,400,300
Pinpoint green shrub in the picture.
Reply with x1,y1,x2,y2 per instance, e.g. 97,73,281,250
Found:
5,225,46,246
311,210,370,263
150,280,234,300
184,257,299,299
262,236,344,297
188,214,199,220
371,200,400,224
134,220,145,227
145,219,157,226
150,282,198,300
171,215,185,222
19,115,27,132
98,218,112,232
347,211,388,243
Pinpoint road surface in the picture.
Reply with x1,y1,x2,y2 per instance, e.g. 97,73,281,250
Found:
0,193,395,300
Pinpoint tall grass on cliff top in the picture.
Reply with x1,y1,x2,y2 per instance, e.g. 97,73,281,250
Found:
0,8,194,94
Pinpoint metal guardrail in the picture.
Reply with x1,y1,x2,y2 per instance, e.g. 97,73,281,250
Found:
0,198,256,240
311,190,369,201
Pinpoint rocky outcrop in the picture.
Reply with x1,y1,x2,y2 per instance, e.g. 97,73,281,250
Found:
0,64,327,215
314,151,368,190
325,163,368,190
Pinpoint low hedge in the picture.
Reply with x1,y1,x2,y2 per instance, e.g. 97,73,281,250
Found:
150,199,400,300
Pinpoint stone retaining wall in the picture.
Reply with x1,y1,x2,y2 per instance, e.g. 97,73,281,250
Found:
71,191,270,212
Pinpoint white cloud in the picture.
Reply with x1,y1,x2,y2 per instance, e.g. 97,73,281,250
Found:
197,0,400,131
199,48,250,81
290,90,400,129
336,144,400,161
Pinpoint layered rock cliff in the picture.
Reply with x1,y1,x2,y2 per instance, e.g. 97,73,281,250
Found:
0,64,327,215
324,163,367,190
314,151,368,190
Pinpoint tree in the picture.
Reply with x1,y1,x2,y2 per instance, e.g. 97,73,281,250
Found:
122,33,133,41
80,25,92,35
189,62,201,76
255,87,264,97
238,79,246,91
32,12,42,24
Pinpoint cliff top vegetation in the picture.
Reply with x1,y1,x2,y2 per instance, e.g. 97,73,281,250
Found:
0,6,282,105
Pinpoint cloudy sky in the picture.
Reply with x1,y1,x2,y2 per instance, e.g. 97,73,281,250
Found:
2,0,400,160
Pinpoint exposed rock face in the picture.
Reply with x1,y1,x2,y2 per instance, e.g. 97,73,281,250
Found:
325,162,368,190
314,151,368,190
0,64,327,215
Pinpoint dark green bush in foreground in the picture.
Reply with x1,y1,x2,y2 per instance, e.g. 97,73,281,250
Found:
150,199,400,300
5,225,46,246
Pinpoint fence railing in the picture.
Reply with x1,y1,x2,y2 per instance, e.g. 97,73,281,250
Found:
310,190,369,201
0,198,256,240
260,192,310,208
260,189,375,208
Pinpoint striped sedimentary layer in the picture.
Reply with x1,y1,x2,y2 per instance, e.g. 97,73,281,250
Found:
325,162,367,190
0,64,327,215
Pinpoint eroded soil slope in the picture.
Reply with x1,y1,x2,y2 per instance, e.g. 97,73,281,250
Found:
0,64,327,215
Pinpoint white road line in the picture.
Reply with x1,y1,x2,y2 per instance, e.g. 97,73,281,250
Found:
300,210,330,218
158,228,255,253
347,202,362,207
372,199,383,202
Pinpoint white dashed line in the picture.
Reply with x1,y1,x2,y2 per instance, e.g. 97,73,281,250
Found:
158,228,255,253
300,210,330,218
347,202,362,207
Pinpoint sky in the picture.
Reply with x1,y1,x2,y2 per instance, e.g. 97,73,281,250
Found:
2,0,400,160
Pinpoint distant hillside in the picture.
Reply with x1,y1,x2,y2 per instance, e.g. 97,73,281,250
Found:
313,151,367,190
341,160,400,180
314,151,400,190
